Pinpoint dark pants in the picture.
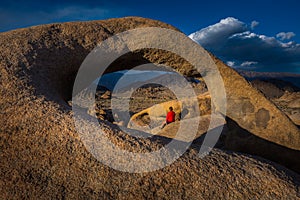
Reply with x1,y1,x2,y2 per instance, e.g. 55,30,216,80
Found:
161,121,173,129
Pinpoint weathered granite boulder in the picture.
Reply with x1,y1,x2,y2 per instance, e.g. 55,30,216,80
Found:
1,17,299,199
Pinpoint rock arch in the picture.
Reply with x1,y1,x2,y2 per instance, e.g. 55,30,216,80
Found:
1,17,300,198
1,16,299,153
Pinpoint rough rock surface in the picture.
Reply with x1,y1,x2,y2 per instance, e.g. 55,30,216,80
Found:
129,90,300,173
104,41,300,151
211,56,299,150
1,17,300,199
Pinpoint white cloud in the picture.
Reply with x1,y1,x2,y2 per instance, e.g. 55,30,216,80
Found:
241,61,258,67
189,17,247,50
251,20,259,29
189,17,300,72
226,61,235,67
276,32,296,40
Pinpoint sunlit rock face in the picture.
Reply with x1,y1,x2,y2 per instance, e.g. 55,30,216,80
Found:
1,17,300,199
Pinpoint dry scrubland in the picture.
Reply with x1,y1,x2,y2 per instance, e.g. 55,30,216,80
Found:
1,17,300,199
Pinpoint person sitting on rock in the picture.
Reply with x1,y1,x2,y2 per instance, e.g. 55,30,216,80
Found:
161,106,176,129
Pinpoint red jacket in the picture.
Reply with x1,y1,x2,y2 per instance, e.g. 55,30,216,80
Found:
166,111,175,123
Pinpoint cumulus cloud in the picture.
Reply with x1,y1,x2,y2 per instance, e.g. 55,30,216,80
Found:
276,32,296,40
189,17,300,73
189,17,247,50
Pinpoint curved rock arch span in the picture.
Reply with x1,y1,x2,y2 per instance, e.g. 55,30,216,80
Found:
1,17,300,198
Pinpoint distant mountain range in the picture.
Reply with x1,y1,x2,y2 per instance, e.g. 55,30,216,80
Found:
96,69,300,92
238,70,300,88
96,70,171,91
96,70,202,93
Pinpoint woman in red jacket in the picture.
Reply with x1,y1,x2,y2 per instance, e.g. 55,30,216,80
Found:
161,106,175,129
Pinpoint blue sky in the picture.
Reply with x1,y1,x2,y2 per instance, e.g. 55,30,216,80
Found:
1,0,300,73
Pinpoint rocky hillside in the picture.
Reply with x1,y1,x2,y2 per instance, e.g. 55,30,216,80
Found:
1,17,300,199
